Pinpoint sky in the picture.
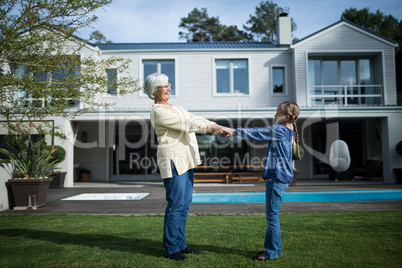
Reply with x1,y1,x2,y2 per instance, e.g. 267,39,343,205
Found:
78,0,402,43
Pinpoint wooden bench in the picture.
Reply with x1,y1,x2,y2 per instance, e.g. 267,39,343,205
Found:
193,172,232,183
193,165,264,184
231,171,264,183
194,166,232,183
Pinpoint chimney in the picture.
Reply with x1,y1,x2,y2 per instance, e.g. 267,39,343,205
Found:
278,13,291,45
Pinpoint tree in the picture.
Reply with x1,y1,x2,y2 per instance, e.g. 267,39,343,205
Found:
244,0,297,42
179,8,221,42
216,26,252,42
179,8,251,42
342,8,402,104
0,0,140,138
89,30,112,44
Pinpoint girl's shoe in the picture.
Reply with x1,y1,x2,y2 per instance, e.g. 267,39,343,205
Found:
252,254,268,261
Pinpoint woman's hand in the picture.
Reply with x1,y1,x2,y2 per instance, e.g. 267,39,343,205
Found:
206,124,235,137
219,126,235,137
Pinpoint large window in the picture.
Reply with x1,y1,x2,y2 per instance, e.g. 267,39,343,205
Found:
272,66,286,94
197,120,249,167
308,57,381,105
216,59,249,94
143,60,175,95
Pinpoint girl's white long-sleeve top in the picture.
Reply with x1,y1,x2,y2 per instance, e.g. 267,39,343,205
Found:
150,104,215,179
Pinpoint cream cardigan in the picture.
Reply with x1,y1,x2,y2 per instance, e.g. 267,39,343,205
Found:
150,104,215,179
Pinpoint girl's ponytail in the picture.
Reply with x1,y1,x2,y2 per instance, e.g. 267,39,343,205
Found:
279,101,300,158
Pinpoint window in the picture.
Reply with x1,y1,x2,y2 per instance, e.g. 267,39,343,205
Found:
216,59,248,94
111,121,158,178
308,57,380,105
322,60,338,86
13,56,80,108
197,120,250,166
143,60,175,95
106,69,117,95
272,66,286,94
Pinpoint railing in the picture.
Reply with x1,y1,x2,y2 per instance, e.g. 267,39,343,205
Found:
309,85,383,106
4,91,79,109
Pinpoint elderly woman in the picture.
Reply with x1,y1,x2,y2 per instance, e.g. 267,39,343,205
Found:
144,73,234,261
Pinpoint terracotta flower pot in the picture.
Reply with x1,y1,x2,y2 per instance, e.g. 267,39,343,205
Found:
7,177,52,210
49,172,67,188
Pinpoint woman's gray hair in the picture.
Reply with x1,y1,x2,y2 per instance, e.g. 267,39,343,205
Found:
144,73,169,100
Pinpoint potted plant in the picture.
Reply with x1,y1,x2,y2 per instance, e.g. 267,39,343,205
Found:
47,145,67,188
290,143,305,186
0,135,57,210
393,140,402,184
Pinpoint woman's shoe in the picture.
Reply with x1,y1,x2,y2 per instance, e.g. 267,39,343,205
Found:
180,246,202,254
165,252,187,261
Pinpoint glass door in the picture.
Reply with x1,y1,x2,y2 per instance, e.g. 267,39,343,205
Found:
110,120,159,180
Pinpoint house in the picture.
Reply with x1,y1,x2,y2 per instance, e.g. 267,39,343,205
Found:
1,15,401,210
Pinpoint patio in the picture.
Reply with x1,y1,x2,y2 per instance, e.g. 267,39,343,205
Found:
1,179,401,215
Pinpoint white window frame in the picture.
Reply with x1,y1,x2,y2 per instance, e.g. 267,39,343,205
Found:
213,57,250,96
270,64,288,96
139,57,177,98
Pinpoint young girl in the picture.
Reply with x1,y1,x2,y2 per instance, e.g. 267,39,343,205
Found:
235,101,300,261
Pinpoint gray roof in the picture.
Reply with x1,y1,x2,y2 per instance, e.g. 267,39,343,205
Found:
94,42,289,51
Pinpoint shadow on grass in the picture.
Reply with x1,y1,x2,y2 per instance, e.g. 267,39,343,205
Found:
0,228,255,258
0,228,163,257
190,243,257,258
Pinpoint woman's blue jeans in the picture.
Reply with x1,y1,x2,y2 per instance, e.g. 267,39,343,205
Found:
163,163,194,256
262,177,289,259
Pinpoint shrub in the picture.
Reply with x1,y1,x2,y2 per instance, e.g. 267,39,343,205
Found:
46,145,66,164
0,136,57,179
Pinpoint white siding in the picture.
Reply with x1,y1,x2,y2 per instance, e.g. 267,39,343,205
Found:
97,50,294,111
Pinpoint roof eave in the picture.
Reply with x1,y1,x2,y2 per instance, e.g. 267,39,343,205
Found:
98,47,290,53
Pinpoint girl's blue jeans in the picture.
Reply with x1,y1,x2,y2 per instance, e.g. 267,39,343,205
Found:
163,163,194,256
263,176,289,259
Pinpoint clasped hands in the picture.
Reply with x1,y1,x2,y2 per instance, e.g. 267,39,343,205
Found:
207,124,236,137
217,126,235,137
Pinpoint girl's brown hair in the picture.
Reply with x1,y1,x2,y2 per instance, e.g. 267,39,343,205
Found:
278,101,300,157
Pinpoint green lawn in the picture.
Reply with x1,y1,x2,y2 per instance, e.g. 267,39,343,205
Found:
0,211,401,267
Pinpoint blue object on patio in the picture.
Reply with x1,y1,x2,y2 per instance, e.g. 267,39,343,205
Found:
192,190,402,203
